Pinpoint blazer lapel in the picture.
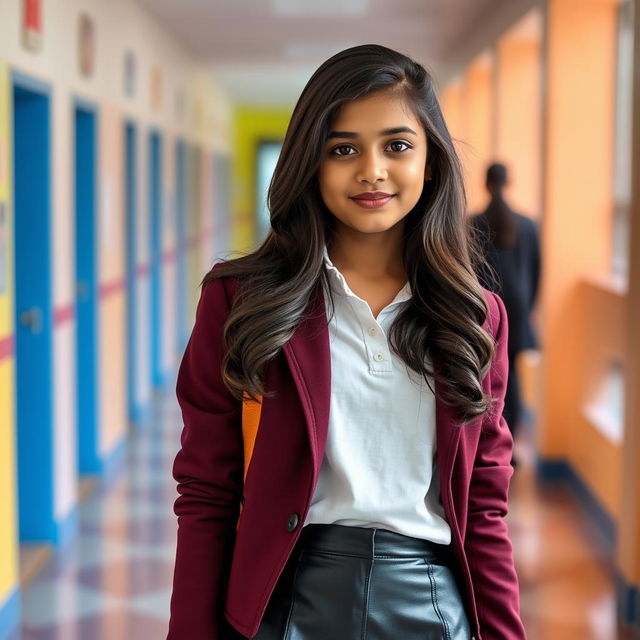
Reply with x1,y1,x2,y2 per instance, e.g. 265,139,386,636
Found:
282,280,332,476
434,375,461,496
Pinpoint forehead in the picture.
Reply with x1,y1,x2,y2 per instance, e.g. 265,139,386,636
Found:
329,91,424,137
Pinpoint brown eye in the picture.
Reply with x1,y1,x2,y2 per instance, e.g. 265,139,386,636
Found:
387,140,411,153
331,144,356,157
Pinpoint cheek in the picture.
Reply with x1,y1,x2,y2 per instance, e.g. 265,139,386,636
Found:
397,162,426,195
404,161,426,182
319,166,342,199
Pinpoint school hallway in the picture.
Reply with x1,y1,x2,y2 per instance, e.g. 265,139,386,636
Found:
2,0,640,638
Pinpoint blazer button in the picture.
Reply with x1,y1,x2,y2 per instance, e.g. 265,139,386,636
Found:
287,512,300,532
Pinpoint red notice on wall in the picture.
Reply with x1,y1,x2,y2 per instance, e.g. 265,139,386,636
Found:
23,0,42,52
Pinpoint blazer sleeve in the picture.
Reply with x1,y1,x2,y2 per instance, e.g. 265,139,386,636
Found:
464,292,527,640
167,273,244,640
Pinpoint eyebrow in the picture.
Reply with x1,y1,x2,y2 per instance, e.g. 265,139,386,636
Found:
326,126,418,140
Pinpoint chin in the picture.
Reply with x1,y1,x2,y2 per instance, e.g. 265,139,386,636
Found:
345,217,402,234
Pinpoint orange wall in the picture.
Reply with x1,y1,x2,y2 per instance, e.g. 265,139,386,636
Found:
460,56,494,214
439,80,464,160
540,0,618,467
495,37,542,218
572,279,625,519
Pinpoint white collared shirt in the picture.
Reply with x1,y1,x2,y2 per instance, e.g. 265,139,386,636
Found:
303,247,452,544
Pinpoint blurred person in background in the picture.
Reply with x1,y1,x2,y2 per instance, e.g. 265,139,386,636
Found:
470,162,541,467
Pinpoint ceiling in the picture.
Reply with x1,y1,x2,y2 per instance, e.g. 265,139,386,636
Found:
134,0,535,106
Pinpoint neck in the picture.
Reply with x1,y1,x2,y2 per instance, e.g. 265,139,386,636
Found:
328,223,406,281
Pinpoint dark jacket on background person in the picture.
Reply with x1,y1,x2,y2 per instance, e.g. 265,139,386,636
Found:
471,205,541,357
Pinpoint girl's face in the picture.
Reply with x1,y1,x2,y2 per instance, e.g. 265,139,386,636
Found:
318,90,429,237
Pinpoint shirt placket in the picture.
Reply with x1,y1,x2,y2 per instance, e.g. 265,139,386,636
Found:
346,296,393,374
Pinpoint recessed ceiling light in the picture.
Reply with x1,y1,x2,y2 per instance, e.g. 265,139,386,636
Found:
272,0,369,16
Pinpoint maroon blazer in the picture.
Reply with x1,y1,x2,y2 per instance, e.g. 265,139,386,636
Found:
168,263,526,640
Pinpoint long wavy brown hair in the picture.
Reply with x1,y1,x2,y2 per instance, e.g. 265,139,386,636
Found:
203,44,495,425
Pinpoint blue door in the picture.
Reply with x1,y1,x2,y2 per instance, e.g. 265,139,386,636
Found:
74,102,99,472
149,131,163,387
175,139,188,352
125,121,139,422
12,73,56,542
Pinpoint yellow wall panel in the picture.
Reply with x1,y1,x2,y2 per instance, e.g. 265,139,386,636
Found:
0,359,18,607
0,61,19,605
232,107,292,252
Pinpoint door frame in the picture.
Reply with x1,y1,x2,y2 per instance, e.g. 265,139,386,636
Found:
12,70,56,542
125,119,139,422
149,129,164,387
73,96,100,473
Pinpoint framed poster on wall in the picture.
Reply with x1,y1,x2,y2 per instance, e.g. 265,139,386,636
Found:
151,66,163,111
124,49,136,99
22,0,42,52
78,12,95,78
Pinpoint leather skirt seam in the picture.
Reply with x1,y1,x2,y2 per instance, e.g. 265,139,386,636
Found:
425,559,451,640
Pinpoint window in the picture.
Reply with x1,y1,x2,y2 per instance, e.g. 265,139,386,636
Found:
612,0,634,281
255,140,282,241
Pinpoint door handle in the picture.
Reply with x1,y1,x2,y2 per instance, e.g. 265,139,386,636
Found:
19,307,43,334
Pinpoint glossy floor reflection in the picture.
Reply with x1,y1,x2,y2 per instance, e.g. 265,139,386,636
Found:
510,416,640,640
7,385,640,639
8,387,180,640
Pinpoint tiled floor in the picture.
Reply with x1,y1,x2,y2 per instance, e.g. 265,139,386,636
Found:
6,388,640,639
7,391,180,640
511,417,640,640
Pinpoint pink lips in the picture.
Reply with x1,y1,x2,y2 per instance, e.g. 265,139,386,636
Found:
350,194,396,209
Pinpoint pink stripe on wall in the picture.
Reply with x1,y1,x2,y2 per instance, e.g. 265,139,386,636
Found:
99,278,125,299
185,225,216,251
136,262,150,278
186,235,199,251
162,248,177,264
3,281,126,356
54,303,75,327
0,335,14,361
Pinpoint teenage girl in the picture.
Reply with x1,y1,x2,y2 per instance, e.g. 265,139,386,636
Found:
167,44,526,640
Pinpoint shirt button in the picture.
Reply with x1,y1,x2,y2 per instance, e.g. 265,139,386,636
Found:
373,351,384,362
368,326,377,336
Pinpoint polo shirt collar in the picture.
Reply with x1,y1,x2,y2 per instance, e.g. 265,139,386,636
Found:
322,245,412,305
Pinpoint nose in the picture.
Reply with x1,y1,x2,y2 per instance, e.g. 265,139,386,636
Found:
356,149,388,184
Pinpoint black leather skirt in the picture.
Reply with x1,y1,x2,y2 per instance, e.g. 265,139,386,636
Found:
252,523,471,640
